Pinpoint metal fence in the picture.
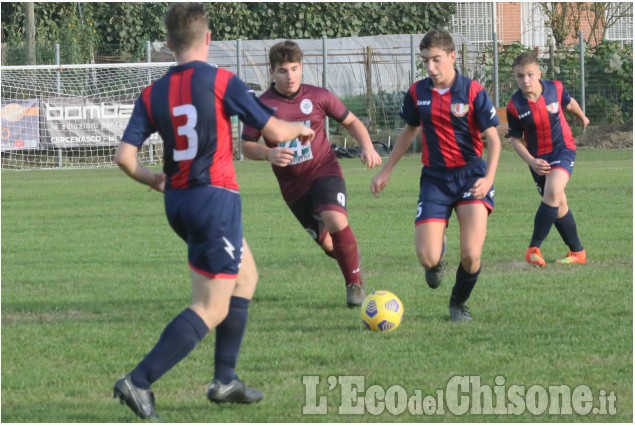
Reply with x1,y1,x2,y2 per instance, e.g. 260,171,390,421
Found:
1,32,632,169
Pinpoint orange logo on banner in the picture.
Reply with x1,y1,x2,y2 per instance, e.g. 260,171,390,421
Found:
0,103,39,122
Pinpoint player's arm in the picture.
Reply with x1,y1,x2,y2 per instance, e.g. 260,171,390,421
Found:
509,135,551,176
370,123,419,197
340,112,382,169
114,142,165,192
261,117,314,145
565,97,590,130
241,138,295,167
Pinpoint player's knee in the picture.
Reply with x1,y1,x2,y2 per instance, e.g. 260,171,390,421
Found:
460,254,481,273
417,250,439,269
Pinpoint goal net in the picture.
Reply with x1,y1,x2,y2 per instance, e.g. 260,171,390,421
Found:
1,62,173,170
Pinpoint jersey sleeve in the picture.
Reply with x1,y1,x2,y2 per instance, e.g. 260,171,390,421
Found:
223,75,274,130
121,92,155,148
399,85,420,127
506,97,524,139
241,124,262,142
555,80,572,108
472,86,499,131
322,90,350,123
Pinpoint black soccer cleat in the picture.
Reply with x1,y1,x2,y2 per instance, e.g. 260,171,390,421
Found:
207,378,264,404
425,234,447,289
449,301,472,322
346,283,366,307
113,373,161,420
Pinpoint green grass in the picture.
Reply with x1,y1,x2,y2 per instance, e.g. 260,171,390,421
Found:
2,149,632,422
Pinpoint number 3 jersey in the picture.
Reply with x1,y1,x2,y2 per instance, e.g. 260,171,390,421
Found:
241,84,348,205
122,61,273,191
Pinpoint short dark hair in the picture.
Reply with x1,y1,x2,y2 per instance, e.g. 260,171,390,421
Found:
164,3,208,53
512,52,540,69
419,29,455,53
269,40,304,69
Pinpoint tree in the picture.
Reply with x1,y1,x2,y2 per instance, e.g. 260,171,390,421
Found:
586,2,633,46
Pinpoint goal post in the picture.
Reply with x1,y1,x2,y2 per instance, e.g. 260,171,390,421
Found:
1,62,174,170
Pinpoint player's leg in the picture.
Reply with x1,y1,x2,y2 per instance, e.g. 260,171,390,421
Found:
319,208,365,307
415,167,451,289
526,168,570,266
415,220,447,288
208,239,263,403
114,272,232,419
450,203,489,321
552,191,586,264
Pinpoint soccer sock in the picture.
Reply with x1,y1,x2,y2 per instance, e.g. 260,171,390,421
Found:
214,296,250,385
131,308,209,389
529,202,559,248
554,210,584,252
330,225,362,286
450,263,480,305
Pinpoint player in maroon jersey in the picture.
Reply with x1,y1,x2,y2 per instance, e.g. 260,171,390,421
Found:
371,29,501,322
507,52,589,267
241,40,382,307
112,4,314,420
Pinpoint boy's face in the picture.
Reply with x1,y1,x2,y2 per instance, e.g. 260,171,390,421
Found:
271,61,303,96
420,47,456,88
514,63,542,95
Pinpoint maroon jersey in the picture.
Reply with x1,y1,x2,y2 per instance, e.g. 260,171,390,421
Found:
242,84,348,204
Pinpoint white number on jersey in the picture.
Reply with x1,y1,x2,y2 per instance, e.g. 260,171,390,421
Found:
173,104,198,162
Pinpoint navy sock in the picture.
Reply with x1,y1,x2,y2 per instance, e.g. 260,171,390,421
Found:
529,202,559,248
450,263,480,305
214,296,250,384
554,210,584,252
131,308,209,389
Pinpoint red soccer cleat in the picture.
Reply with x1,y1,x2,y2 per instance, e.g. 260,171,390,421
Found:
525,247,546,267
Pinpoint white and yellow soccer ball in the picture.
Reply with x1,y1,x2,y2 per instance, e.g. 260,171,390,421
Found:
360,290,404,332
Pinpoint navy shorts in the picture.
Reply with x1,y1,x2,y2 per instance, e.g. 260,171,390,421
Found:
165,186,243,278
415,159,495,225
530,148,576,196
289,176,347,242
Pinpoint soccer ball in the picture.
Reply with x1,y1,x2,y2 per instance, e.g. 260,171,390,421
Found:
360,290,404,332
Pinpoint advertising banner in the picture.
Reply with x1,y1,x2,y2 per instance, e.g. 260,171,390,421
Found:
0,99,40,151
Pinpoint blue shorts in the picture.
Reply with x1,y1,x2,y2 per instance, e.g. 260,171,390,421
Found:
289,176,347,243
530,148,576,196
165,186,243,278
415,159,494,226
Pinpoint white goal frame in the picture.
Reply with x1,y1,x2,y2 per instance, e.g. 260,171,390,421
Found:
1,62,175,170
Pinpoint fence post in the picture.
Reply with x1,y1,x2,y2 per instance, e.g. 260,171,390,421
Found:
492,2,499,107
365,46,377,135
462,42,467,75
237,39,244,160
55,43,63,167
410,34,416,85
548,42,555,79
146,41,154,163
578,31,586,113
322,35,329,139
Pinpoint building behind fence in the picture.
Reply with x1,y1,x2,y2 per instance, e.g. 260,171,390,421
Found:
1,2,632,169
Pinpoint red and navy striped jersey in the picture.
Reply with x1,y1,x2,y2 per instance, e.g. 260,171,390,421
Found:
241,84,346,205
122,61,273,190
506,80,575,156
401,72,499,169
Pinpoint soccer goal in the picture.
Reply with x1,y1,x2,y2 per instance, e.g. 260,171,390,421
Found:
1,62,174,170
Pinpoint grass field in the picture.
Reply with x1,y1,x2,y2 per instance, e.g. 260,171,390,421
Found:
1,149,632,422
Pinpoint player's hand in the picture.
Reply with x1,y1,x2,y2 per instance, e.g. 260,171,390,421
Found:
370,170,390,197
530,158,551,176
360,147,382,169
148,172,166,193
577,115,590,131
298,126,315,145
268,147,295,167
470,176,492,199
